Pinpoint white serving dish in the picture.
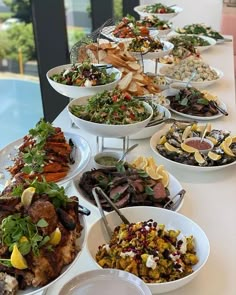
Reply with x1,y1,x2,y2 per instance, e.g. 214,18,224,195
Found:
86,206,210,294
67,96,153,138
130,104,171,139
134,5,183,21
59,269,152,295
150,125,236,172
46,64,122,99
161,87,227,121
159,65,224,89
0,132,91,188
129,40,174,60
73,166,185,212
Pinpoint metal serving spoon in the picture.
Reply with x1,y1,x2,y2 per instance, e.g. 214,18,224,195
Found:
118,143,139,163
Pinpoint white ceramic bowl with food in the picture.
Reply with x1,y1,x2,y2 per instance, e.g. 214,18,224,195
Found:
190,35,216,52
67,96,153,138
129,40,174,60
130,104,171,139
134,5,183,21
159,65,223,89
46,64,122,99
150,125,236,172
59,269,152,295
86,206,210,294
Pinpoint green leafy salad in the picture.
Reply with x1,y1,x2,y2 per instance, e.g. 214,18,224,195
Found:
50,61,117,86
69,89,151,125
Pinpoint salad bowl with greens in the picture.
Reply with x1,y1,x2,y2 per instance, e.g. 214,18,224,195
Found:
67,89,153,138
46,61,122,99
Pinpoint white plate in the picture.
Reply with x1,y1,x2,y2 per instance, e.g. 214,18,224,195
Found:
129,40,174,60
0,132,91,188
73,164,185,212
161,88,227,121
150,126,236,172
159,65,224,88
130,104,171,139
101,25,158,43
134,5,183,21
18,214,86,295
59,269,152,295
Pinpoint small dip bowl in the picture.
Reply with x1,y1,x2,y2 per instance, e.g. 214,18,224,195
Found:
184,137,214,154
94,151,121,169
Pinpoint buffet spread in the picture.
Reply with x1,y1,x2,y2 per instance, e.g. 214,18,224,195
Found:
0,3,236,295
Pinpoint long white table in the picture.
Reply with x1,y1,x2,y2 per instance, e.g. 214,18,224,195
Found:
45,39,236,295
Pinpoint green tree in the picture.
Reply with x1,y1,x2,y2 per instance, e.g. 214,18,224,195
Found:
0,31,8,59
113,0,122,20
3,0,31,23
4,23,35,62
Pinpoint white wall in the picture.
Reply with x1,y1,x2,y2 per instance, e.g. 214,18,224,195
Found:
139,0,223,31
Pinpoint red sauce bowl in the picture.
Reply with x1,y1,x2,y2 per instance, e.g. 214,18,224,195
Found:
184,137,214,154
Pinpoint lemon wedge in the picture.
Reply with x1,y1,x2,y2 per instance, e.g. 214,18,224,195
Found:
191,123,198,131
208,151,222,161
160,170,169,187
131,156,148,170
49,227,62,246
146,166,162,180
21,187,35,207
164,142,180,153
10,244,28,269
156,164,165,175
147,157,157,169
194,151,205,164
181,142,198,153
221,141,235,157
19,236,28,243
224,136,232,147
182,126,192,141
159,135,167,144
206,136,218,145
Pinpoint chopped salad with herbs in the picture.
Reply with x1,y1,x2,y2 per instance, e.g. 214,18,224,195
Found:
128,36,164,53
69,89,151,125
144,3,175,14
50,61,117,87
169,35,210,48
140,16,172,30
176,23,224,40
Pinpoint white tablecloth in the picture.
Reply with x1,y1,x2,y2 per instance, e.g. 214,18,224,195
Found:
45,39,236,295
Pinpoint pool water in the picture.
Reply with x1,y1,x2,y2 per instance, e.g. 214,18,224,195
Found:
0,78,44,149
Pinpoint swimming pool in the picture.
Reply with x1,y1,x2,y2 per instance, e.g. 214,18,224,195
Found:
0,78,44,149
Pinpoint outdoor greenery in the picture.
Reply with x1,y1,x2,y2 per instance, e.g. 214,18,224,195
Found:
67,27,86,50
114,0,123,20
3,0,31,22
0,12,13,22
0,23,35,62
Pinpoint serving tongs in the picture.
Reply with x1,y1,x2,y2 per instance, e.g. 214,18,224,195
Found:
147,118,197,127
209,100,228,116
163,189,186,211
92,187,130,239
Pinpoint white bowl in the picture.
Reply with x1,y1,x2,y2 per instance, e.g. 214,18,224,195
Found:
190,35,216,52
161,87,227,121
130,104,171,139
93,151,121,169
46,64,122,99
86,206,210,294
134,5,183,21
59,269,152,295
159,65,223,89
129,40,174,60
67,96,153,138
150,125,236,172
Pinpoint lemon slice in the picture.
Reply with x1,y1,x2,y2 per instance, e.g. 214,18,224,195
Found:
208,151,222,161
147,157,157,170
182,126,192,141
156,164,165,175
146,166,162,180
19,236,28,243
191,123,198,132
206,136,218,145
164,142,180,153
159,135,167,144
49,227,62,246
231,136,236,143
224,136,232,146
10,244,28,269
21,187,35,207
160,170,169,187
181,142,198,153
205,123,212,133
194,151,205,164
131,156,148,170
221,141,235,157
